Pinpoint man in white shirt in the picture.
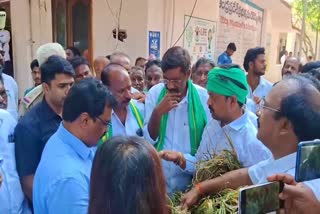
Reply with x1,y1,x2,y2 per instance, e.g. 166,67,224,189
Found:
0,43,18,120
110,51,146,102
181,74,320,209
143,46,211,195
163,65,271,175
100,63,144,141
0,82,31,213
243,47,272,113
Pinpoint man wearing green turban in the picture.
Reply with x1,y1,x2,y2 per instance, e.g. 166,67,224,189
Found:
176,64,272,208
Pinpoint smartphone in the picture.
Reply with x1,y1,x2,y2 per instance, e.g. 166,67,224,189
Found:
238,181,284,214
295,140,320,182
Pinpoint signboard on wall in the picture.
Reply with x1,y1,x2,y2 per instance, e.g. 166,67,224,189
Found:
183,16,217,64
216,0,264,66
148,31,161,59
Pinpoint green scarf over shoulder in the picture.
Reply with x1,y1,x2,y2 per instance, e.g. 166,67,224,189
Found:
155,80,207,155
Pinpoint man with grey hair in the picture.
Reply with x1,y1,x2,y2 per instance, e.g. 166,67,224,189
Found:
110,51,131,71
281,57,301,77
19,43,67,117
0,82,31,213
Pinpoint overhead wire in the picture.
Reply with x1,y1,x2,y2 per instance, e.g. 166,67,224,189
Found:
114,0,123,51
105,0,118,27
172,0,198,47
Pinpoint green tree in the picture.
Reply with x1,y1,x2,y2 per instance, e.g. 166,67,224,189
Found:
293,0,320,58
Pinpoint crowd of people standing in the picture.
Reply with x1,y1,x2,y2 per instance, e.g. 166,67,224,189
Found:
0,41,319,214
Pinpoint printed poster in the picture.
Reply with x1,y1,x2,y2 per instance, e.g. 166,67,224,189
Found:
148,31,161,59
183,16,217,64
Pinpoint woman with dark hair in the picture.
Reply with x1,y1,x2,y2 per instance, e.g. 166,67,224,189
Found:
89,136,168,214
65,46,81,61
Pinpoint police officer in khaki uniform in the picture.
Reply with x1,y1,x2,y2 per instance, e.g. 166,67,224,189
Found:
19,43,66,117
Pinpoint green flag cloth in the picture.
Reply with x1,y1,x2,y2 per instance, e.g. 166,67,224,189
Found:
206,67,249,104
155,80,207,155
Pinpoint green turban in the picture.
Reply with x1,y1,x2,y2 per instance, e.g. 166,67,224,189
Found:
206,66,249,104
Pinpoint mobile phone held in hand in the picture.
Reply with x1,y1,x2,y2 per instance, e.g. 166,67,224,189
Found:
238,181,284,214
295,140,320,182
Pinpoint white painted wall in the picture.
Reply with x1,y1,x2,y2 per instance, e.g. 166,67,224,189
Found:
10,0,52,98
92,0,149,63
9,0,294,97
10,0,32,97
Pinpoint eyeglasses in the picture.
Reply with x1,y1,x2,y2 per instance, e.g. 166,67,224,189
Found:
258,97,280,113
161,79,183,86
96,117,112,129
0,90,8,99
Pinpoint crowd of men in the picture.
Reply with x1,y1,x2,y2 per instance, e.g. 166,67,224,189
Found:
0,41,319,214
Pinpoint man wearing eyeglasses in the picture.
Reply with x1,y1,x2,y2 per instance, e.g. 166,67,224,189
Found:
180,74,320,209
144,46,211,195
33,78,117,213
0,81,31,213
161,64,271,174
0,46,18,120
100,63,144,140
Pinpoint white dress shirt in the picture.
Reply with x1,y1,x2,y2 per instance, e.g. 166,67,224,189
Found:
0,109,31,214
111,99,145,137
184,110,272,174
2,73,18,120
247,77,273,113
143,83,211,195
248,152,320,199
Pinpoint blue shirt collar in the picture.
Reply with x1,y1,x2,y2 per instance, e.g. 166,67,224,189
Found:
57,123,94,161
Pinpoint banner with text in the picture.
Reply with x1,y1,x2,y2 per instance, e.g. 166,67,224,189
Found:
217,0,264,66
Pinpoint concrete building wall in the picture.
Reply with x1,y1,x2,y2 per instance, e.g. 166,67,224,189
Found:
7,0,294,97
10,0,52,97
262,10,282,83
92,0,149,61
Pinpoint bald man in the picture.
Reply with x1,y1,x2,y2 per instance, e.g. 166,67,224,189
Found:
93,56,110,80
100,63,144,138
281,57,301,77
110,52,131,71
